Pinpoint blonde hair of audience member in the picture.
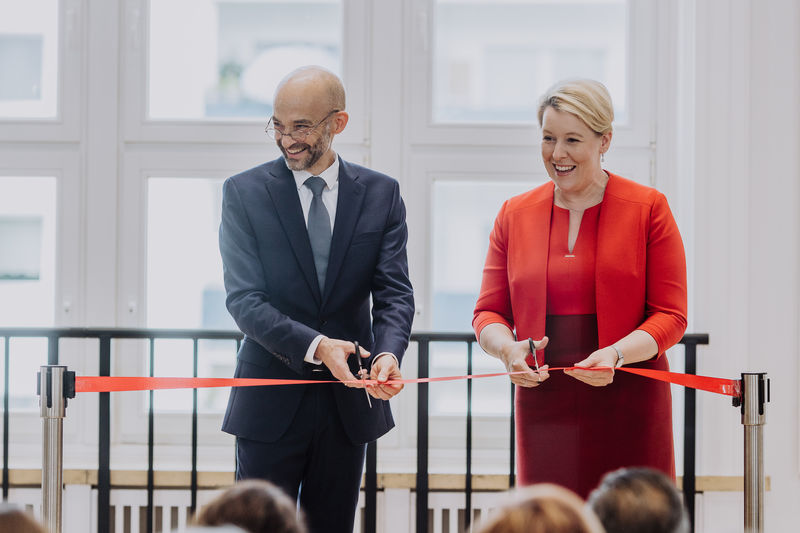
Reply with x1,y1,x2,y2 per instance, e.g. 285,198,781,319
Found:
476,484,604,533
0,503,48,533
192,479,307,533
537,79,614,136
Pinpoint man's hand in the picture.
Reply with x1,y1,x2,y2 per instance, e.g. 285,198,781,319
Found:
368,354,404,400
315,338,371,387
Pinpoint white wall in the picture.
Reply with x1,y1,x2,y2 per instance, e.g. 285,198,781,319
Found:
690,0,800,529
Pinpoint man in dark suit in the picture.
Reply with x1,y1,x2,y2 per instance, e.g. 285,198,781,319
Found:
218,66,414,533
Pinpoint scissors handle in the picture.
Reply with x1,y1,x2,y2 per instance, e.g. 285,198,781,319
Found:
354,341,372,408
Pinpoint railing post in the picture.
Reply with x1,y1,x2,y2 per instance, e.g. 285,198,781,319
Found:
38,365,75,533
3,336,10,501
682,339,698,531
738,373,768,533
364,440,377,533
416,339,429,533
98,335,111,533
465,342,473,531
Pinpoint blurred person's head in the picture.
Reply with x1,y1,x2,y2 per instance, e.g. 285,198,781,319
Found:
0,503,48,533
193,479,306,533
587,467,690,533
180,527,246,533
476,483,604,533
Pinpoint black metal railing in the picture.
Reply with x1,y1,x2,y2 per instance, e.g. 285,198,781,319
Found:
412,332,709,533
0,328,708,533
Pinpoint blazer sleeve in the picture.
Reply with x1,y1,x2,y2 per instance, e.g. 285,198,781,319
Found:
370,181,415,362
637,192,688,353
473,201,515,339
219,177,318,374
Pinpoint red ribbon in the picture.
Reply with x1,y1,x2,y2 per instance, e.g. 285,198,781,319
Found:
616,367,741,396
75,367,741,397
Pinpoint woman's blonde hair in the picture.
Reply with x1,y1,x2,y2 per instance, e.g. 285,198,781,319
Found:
476,484,605,533
537,79,614,135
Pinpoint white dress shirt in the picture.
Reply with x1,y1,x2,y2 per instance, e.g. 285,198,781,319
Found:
288,156,397,370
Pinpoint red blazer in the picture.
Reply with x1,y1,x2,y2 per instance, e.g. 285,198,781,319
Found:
473,173,687,366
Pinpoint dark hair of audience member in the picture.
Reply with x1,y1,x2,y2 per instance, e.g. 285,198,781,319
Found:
193,479,307,533
0,503,48,533
587,467,690,533
476,483,604,533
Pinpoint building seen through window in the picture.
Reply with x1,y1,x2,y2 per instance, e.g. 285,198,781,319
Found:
433,0,628,124
0,177,56,411
149,0,342,120
0,0,59,118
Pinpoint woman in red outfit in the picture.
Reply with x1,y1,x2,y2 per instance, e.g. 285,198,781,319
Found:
473,79,687,498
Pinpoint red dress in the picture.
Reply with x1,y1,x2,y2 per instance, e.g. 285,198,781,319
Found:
473,175,686,498
515,203,675,497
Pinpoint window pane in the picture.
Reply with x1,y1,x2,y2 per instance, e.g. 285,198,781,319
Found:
148,0,342,120
3,338,49,412
430,180,540,416
147,178,234,413
0,0,59,118
433,0,628,124
0,177,57,326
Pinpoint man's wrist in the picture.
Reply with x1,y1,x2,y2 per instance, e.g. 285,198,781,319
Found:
304,335,326,365
372,352,398,367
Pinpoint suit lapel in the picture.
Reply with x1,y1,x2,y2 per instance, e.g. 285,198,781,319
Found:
264,161,322,304
323,158,366,305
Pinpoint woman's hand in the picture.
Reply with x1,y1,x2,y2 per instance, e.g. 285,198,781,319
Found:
501,337,550,388
564,346,617,386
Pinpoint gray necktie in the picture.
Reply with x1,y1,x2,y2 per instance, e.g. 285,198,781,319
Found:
304,176,331,291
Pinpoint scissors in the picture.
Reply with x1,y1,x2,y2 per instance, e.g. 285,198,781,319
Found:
528,338,540,374
354,341,372,408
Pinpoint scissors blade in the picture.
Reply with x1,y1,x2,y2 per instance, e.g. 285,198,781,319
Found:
528,337,540,373
354,341,372,408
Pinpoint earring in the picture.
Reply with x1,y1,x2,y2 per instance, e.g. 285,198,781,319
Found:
601,153,605,163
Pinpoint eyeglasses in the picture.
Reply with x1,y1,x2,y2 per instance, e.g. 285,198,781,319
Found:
265,109,340,141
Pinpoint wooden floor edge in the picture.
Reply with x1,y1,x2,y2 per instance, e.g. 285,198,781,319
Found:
6,470,769,492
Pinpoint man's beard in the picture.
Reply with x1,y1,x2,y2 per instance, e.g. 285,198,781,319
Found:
279,134,328,171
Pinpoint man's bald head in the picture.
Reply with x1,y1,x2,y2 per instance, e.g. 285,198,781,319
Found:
270,66,349,175
274,66,346,111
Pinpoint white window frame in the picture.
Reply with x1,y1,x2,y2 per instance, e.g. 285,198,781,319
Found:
0,0,86,465
0,150,85,454
0,0,83,141
0,0,685,475
406,0,658,330
120,0,370,146
405,0,655,149
0,151,82,326
116,149,271,448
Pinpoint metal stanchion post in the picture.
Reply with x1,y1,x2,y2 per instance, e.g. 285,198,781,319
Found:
736,372,769,533
38,366,75,533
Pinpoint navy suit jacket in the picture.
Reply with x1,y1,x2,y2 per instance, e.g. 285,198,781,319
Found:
219,156,415,444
